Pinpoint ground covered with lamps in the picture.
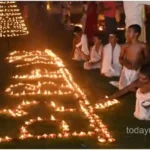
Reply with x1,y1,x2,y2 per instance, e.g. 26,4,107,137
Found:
1,8,150,149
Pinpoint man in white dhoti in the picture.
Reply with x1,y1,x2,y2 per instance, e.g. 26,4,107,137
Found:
101,33,122,77
108,64,150,120
72,26,89,61
119,25,149,90
124,1,150,43
84,34,103,70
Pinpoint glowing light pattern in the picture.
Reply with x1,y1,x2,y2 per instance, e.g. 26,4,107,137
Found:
0,1,29,37
2,49,117,144
0,100,38,117
95,99,119,109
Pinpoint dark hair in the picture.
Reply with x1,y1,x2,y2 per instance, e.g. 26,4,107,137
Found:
128,24,141,36
109,32,118,38
140,64,150,78
94,33,102,41
73,26,82,33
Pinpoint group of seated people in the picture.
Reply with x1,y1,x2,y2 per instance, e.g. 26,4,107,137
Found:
72,24,150,121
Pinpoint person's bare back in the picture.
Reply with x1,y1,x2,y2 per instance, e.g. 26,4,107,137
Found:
120,41,148,70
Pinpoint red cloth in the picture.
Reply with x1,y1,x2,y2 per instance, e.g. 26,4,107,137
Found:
103,2,117,18
85,2,98,43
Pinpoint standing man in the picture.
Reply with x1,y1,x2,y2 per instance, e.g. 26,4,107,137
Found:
103,1,119,43
84,2,98,44
124,1,150,43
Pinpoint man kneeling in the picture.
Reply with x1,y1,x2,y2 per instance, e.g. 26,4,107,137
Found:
84,34,103,70
109,64,150,121
101,33,122,77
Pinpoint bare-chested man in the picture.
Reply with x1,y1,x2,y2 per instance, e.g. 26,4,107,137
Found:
119,24,149,90
109,64,150,120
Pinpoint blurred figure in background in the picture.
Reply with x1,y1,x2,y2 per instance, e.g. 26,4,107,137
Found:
103,1,118,43
61,2,71,26
124,1,150,43
23,4,29,22
81,2,88,32
85,2,98,45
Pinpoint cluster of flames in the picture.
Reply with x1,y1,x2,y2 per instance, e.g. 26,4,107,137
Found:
50,101,76,112
19,116,70,140
95,96,119,110
1,49,118,144
5,81,73,97
0,100,38,117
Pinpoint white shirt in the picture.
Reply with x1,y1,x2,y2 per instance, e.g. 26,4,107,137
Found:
124,1,150,28
89,45,103,62
76,34,89,55
101,43,121,73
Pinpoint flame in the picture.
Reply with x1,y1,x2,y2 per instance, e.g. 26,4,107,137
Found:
50,115,56,121
51,101,56,108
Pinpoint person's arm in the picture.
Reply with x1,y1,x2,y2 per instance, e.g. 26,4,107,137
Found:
119,45,126,66
143,44,150,63
140,82,150,94
81,51,90,60
109,80,139,99
89,60,101,65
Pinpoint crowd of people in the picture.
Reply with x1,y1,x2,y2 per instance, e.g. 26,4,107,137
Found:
72,2,150,121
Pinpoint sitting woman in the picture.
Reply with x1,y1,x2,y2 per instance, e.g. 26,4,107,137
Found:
84,34,103,70
72,26,90,61
108,64,150,121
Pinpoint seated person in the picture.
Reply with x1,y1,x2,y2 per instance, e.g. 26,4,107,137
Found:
84,33,103,70
108,64,150,121
72,26,90,61
101,33,122,77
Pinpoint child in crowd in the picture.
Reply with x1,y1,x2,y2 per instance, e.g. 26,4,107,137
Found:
119,24,149,90
108,64,150,121
84,34,103,70
101,33,122,77
72,26,89,61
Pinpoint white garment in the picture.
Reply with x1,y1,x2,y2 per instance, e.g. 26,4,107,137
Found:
76,34,89,55
119,67,139,90
73,34,89,61
84,45,103,70
81,4,88,31
134,89,150,121
73,48,87,61
101,43,122,77
123,1,150,28
124,2,149,42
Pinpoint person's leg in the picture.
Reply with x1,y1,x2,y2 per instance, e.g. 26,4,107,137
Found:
112,64,122,77
73,48,82,61
119,67,128,90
